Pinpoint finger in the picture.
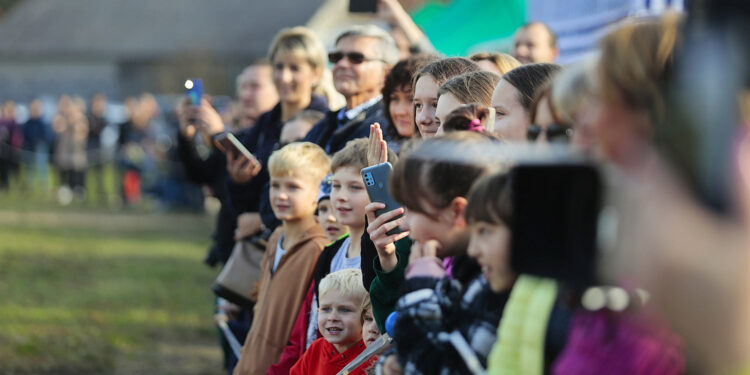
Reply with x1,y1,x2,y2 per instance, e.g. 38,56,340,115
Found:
379,140,388,164
371,207,404,226
386,230,410,244
365,202,386,213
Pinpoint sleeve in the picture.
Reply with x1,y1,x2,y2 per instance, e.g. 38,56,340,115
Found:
369,237,411,333
225,128,261,216
268,284,315,375
175,131,226,185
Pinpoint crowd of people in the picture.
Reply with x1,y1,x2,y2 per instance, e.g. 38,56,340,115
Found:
0,91,207,209
172,0,750,374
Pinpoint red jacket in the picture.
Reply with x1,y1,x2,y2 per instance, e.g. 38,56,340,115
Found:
290,338,376,375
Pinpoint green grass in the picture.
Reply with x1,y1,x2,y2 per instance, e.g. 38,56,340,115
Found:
0,208,223,375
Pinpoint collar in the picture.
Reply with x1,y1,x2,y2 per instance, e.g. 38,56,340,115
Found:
339,95,382,122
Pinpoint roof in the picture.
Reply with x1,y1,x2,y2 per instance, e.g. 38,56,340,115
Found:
0,0,325,59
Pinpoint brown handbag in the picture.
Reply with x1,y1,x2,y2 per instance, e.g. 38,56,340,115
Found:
212,237,267,307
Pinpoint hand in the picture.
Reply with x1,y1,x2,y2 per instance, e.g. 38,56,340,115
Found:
367,123,389,167
226,150,261,184
197,98,226,135
377,0,403,23
176,98,197,138
235,212,262,241
366,202,409,272
408,239,440,264
382,354,404,375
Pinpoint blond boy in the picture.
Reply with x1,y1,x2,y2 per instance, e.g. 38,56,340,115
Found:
291,269,376,375
234,142,331,375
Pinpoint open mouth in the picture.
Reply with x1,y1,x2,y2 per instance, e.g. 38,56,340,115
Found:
326,327,343,335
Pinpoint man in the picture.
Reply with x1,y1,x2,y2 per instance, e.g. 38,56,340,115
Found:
512,22,559,64
236,61,279,128
176,60,277,267
305,25,398,155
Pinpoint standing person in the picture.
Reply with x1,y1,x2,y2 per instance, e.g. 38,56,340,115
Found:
304,25,398,155
0,100,22,189
86,93,108,203
380,54,438,153
512,22,559,64
469,52,521,75
21,99,53,192
233,142,331,375
219,26,330,241
53,96,88,201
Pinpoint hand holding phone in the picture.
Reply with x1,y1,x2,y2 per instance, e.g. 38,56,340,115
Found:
214,132,255,162
362,162,405,235
185,79,203,106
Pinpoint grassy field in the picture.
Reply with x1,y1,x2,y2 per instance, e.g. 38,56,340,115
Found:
0,206,224,374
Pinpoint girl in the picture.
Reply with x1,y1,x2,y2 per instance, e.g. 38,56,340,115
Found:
491,63,560,141
434,70,501,134
413,58,480,138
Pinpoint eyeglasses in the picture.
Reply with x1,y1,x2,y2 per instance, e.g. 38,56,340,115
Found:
527,124,573,143
328,51,383,64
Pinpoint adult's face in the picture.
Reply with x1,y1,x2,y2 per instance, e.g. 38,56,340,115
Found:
388,85,415,137
272,52,321,107
238,65,278,126
491,79,529,141
331,36,388,99
513,24,558,64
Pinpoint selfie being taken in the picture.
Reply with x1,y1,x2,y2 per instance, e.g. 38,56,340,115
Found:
3,0,750,375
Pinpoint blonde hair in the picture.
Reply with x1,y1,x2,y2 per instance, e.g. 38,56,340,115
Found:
318,268,368,306
598,14,681,128
550,55,597,126
361,294,372,323
469,52,522,75
438,71,501,106
268,142,330,184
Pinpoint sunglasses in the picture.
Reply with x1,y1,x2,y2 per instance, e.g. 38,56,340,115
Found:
527,124,573,143
328,51,383,64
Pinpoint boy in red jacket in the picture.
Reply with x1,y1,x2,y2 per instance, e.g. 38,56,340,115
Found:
291,269,376,375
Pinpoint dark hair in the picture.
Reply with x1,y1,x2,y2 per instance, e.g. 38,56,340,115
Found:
465,172,512,226
391,132,492,214
438,71,501,106
414,57,481,90
502,63,561,111
382,54,439,140
442,103,491,133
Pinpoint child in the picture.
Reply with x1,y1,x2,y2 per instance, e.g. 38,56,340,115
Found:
316,175,348,243
291,268,376,375
361,298,380,347
280,110,325,148
233,142,331,375
268,139,393,374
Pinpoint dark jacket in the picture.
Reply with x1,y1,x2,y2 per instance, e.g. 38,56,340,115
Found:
304,99,387,155
176,132,235,265
226,96,328,229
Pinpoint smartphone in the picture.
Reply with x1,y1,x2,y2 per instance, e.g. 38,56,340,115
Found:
213,132,255,162
349,0,377,13
185,78,203,106
361,162,404,235
509,163,601,287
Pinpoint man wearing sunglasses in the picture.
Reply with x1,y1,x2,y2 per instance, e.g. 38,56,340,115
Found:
305,25,398,155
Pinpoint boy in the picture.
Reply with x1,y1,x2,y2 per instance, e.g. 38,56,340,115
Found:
234,142,331,375
317,174,348,243
290,268,375,375
279,110,325,148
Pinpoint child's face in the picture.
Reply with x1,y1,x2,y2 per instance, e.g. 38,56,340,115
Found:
317,198,348,242
269,172,319,223
331,166,369,229
362,307,380,347
318,291,363,353
280,119,314,147
414,75,439,138
402,204,461,257
467,221,514,292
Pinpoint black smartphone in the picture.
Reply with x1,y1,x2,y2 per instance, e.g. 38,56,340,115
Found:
213,132,254,162
361,162,404,235
509,163,601,287
349,0,377,13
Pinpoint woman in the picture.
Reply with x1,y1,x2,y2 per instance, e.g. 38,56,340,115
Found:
381,54,438,152
491,63,560,141
469,51,521,76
